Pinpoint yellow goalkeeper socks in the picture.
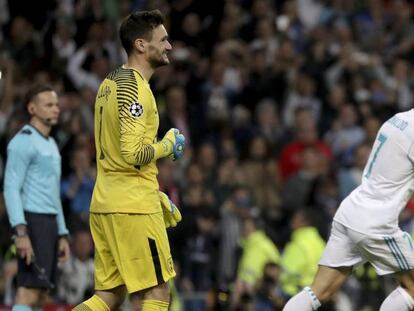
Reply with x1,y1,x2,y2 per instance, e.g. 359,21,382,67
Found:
142,299,169,311
73,295,110,311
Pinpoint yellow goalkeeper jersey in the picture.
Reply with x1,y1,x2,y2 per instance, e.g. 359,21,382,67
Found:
90,66,163,214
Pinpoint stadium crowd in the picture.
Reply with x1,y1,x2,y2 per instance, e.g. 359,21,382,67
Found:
0,0,414,310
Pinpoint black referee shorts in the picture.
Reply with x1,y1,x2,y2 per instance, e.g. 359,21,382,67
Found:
17,212,59,289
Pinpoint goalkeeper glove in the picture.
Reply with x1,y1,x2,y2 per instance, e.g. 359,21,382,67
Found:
162,128,185,161
159,191,182,228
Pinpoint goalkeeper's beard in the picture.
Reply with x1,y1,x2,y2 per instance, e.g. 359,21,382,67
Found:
148,47,169,68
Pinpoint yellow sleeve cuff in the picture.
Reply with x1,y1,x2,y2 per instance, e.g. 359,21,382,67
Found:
153,140,172,160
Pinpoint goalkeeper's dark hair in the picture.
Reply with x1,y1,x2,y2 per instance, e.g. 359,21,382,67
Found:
119,9,165,56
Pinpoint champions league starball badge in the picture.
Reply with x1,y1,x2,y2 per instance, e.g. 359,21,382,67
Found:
129,102,144,118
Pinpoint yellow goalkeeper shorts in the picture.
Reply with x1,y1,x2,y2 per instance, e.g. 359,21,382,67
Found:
90,212,176,293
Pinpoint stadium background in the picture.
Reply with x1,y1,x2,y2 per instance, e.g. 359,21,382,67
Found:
0,0,413,310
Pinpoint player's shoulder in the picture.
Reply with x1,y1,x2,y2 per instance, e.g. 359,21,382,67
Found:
19,128,32,136
111,67,151,107
16,125,34,137
106,66,143,86
392,109,414,122
384,110,414,133
8,125,35,150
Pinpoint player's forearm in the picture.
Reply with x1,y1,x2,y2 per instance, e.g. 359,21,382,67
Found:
57,204,69,236
152,140,173,159
121,141,172,165
3,189,26,227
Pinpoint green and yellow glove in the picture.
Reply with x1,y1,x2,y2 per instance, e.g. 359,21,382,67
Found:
159,191,182,228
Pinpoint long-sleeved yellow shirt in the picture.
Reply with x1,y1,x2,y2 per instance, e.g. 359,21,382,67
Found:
90,66,171,214
281,226,325,296
237,230,280,285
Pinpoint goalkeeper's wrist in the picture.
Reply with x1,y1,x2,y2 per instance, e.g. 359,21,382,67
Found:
153,139,173,159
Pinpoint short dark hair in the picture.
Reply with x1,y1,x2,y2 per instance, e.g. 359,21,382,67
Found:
295,207,316,227
25,84,54,108
119,9,165,56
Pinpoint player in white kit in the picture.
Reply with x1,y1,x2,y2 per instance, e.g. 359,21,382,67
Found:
283,110,414,311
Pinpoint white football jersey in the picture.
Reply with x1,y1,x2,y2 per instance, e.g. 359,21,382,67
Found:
334,109,414,235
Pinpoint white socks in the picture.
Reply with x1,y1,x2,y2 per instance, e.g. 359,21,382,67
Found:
283,285,414,311
380,287,414,311
283,287,322,311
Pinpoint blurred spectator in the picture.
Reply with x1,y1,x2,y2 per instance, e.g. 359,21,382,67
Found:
66,35,111,92
253,98,287,155
250,17,278,65
169,0,222,55
0,193,13,304
195,142,218,188
319,84,348,134
352,263,385,311
279,108,331,180
271,38,300,104
181,209,218,293
49,17,77,76
172,162,214,266
67,21,116,92
283,71,322,128
213,156,240,206
0,57,15,137
279,0,306,52
1,251,17,305
202,59,238,132
0,0,10,45
296,0,323,33
0,115,26,173
157,158,180,206
61,147,95,228
254,262,286,311
311,174,339,229
230,214,280,309
337,143,371,200
232,105,253,154
324,103,365,165
240,135,281,214
280,208,325,297
217,185,255,290
242,47,269,109
363,115,382,145
2,16,41,78
179,13,205,52
58,229,94,305
0,194,12,259
374,58,413,111
282,147,326,211
158,84,192,147
239,0,275,43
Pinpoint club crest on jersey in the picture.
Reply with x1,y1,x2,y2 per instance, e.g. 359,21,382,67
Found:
129,102,143,118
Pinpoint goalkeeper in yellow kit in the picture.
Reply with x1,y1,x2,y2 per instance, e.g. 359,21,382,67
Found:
73,10,184,311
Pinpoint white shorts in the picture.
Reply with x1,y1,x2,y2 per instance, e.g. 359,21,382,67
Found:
319,221,414,275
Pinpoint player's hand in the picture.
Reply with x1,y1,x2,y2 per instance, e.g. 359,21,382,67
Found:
15,235,34,265
159,191,182,228
161,128,185,161
58,236,70,264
